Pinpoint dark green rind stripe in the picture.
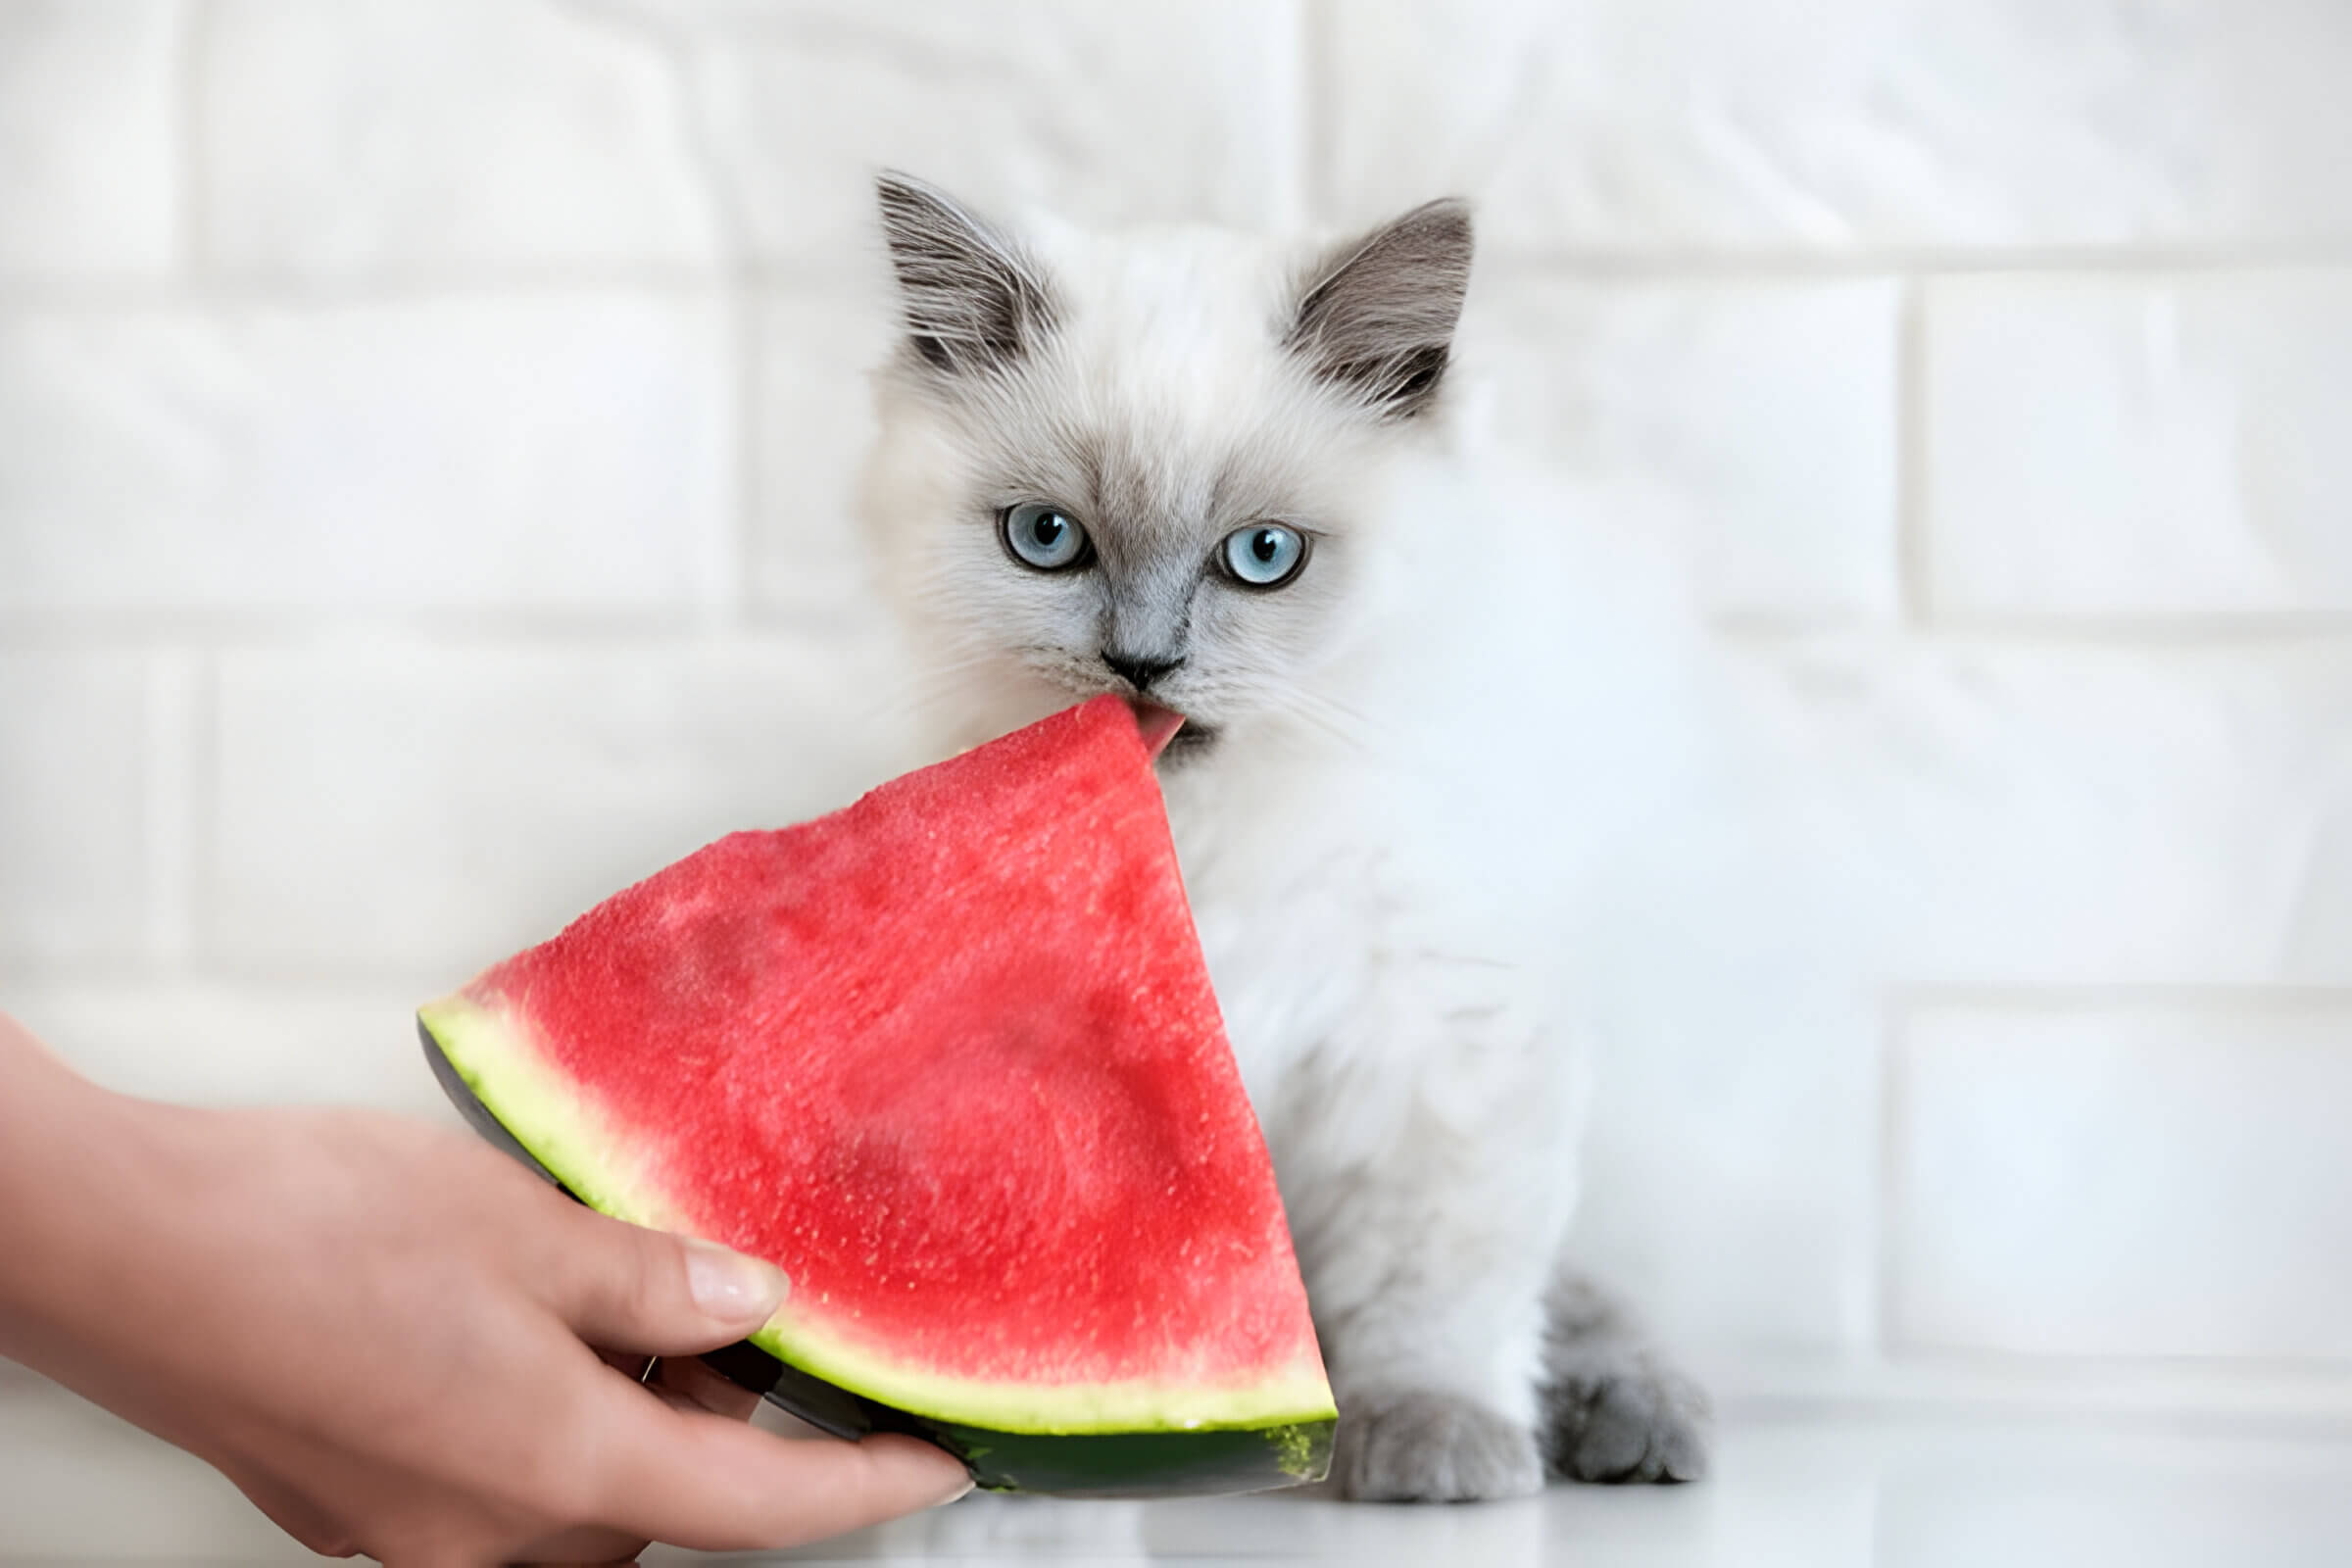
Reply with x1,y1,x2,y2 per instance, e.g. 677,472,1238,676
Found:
419,1019,1336,1498
700,1337,1334,1497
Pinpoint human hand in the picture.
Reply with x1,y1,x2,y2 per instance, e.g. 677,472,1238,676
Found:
0,1017,971,1564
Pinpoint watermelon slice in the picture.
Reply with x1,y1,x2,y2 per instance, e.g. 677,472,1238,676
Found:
416,696,1336,1496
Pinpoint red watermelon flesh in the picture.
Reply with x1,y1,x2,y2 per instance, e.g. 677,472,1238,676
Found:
418,696,1333,1441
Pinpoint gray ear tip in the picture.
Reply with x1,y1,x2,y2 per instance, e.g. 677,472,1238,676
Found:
1406,197,1475,245
874,169,968,224
874,168,932,208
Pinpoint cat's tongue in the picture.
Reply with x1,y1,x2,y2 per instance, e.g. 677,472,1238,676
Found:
1127,700,1186,760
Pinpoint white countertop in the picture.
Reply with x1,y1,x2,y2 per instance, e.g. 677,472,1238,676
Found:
6,1365,2349,1565
649,1409,2352,1568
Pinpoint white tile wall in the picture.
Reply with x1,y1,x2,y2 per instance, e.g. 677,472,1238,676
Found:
1321,0,2352,253
0,979,462,1113
198,0,720,273
1727,640,2352,988
1470,277,1900,618
663,0,1310,260
206,639,911,978
1563,635,2352,1356
0,652,153,962
0,294,735,613
751,288,901,621
0,1,180,279
4,6,2351,1528
1927,270,2352,616
1892,1002,2352,1360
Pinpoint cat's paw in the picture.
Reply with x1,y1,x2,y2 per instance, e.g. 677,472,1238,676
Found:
1331,1389,1544,1503
1539,1345,1711,1485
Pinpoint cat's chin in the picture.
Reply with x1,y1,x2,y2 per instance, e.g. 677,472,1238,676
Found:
1152,721,1219,765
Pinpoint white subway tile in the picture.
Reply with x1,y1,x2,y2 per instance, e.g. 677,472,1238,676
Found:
1573,995,1885,1356
1723,639,2352,987
0,0,179,278
199,0,719,272
675,0,1305,260
6,981,459,1116
749,289,899,621
1891,1003,2352,1359
1570,637,2352,1352
1474,278,1898,617
0,294,731,612
208,639,917,977
1926,271,2352,616
1323,0,2352,253
0,652,151,963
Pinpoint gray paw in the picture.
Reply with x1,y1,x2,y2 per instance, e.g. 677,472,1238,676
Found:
1332,1390,1544,1503
1539,1346,1711,1484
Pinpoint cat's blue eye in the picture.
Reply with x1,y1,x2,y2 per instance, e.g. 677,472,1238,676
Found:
1220,523,1308,589
1001,502,1092,571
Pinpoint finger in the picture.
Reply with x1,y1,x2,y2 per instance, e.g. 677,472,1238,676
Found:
536,1210,788,1356
507,1519,649,1562
646,1352,762,1421
596,1348,653,1380
587,1388,972,1550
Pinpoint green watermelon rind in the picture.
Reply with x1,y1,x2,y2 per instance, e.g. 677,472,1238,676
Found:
418,993,1340,1444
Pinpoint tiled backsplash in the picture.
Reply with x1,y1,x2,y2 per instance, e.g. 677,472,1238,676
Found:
4,0,2349,1424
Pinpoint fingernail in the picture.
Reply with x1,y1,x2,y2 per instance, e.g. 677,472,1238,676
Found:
685,1239,789,1321
933,1476,977,1508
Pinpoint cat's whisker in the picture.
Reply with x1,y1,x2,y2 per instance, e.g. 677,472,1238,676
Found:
1264,686,1377,756
880,645,1004,724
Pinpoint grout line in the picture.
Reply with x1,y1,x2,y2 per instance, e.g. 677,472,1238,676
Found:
0,609,789,649
1296,0,1331,228
1902,612,2352,643
1862,1346,2352,1386
0,952,447,997
0,267,754,315
1704,612,2352,648
0,254,2341,313
140,649,203,971
0,971,451,1004
182,648,220,979
1476,246,2352,282
720,283,759,630
1886,982,2352,1013
1872,994,1909,1365
172,0,209,278
1720,1385,2352,1435
1895,274,1930,625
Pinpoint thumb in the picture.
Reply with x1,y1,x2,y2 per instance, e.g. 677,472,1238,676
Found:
543,1210,790,1355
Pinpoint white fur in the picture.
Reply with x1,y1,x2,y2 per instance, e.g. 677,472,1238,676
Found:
858,200,1710,1492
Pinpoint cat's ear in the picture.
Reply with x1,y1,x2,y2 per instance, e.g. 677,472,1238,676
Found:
875,171,1056,376
1286,198,1473,419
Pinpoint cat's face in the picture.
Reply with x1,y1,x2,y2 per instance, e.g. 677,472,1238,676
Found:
858,175,1472,760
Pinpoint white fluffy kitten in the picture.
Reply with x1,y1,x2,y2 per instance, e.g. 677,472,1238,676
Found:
856,173,1709,1501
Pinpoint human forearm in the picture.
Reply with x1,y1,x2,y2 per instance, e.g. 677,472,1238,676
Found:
0,1013,224,1446
0,1015,157,1360
0,1009,965,1561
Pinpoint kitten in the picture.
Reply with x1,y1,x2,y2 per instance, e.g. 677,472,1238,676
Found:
855,172,1711,1501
